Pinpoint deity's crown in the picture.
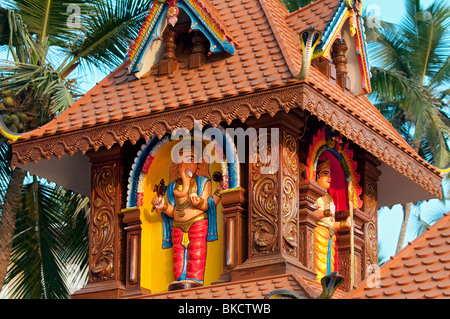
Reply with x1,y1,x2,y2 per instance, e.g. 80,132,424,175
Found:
316,159,331,174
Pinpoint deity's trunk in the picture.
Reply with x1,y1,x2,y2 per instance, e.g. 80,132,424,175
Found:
173,166,192,198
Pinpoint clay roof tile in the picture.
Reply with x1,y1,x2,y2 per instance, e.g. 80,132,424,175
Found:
345,213,450,299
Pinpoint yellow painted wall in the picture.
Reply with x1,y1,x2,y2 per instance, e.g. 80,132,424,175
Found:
140,139,224,293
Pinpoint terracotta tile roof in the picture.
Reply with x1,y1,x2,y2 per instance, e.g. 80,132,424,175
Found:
345,212,450,299
286,0,342,48
133,274,346,299
10,0,442,198
17,0,294,140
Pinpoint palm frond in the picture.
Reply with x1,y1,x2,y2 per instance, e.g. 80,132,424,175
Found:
60,0,153,75
6,0,89,44
370,67,431,110
368,29,413,77
0,59,74,115
407,0,450,84
4,178,89,299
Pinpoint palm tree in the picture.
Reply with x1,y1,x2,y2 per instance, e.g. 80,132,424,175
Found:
2,176,89,299
368,0,450,253
278,0,317,13
0,0,153,298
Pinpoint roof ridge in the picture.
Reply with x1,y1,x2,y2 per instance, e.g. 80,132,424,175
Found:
257,0,301,76
290,273,320,298
285,0,338,19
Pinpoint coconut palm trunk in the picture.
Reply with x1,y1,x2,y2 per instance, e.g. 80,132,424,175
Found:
0,165,26,294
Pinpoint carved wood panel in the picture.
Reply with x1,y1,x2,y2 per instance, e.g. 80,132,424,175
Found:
90,164,117,281
250,131,278,256
364,180,379,269
281,131,298,258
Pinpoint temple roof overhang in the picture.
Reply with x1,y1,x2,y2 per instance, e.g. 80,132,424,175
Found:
9,0,443,205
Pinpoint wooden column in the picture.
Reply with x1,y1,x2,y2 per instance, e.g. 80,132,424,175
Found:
120,206,151,297
231,110,314,281
189,31,208,69
335,150,381,292
159,26,178,75
298,182,323,272
336,208,367,292
332,38,351,94
357,151,382,282
215,187,248,283
72,145,126,299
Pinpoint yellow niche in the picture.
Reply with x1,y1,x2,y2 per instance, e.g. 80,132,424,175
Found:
140,139,224,293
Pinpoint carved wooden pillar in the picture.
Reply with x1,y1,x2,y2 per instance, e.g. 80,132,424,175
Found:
356,151,382,282
298,182,323,272
72,145,126,299
120,206,150,297
231,111,314,281
216,187,248,283
190,31,208,69
332,38,351,94
336,208,367,292
159,26,178,75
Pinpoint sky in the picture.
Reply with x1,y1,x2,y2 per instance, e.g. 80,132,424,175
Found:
365,0,435,23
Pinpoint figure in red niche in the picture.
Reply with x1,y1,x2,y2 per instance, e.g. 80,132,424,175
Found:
313,153,352,282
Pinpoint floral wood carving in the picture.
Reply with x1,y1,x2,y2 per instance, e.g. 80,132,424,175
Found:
365,216,378,270
11,83,442,199
90,164,116,281
250,132,278,255
282,131,298,257
363,180,377,219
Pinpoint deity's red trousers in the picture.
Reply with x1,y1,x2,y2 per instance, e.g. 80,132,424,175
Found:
171,219,208,282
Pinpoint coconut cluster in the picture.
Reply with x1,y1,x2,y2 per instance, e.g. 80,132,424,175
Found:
0,90,38,133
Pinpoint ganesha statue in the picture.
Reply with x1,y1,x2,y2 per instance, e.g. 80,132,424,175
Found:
152,141,223,291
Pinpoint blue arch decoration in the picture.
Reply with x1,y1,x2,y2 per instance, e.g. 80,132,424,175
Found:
126,125,240,208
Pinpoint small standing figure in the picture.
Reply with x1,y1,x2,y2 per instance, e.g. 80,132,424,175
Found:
313,159,351,282
151,142,224,290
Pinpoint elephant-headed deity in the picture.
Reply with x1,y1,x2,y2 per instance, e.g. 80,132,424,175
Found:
152,140,223,290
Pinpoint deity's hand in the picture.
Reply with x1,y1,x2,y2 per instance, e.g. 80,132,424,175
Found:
189,193,201,207
345,216,352,228
152,196,164,210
